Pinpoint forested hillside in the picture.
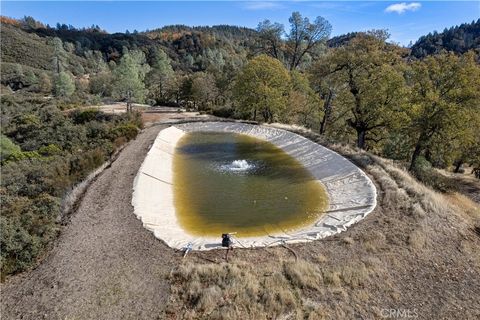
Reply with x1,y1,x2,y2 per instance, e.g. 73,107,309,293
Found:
1,13,480,277
411,19,480,57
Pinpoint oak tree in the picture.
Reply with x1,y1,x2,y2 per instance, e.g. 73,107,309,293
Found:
315,33,407,149
233,55,291,122
406,51,480,170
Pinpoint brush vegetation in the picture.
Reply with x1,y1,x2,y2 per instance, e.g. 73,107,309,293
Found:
0,94,142,276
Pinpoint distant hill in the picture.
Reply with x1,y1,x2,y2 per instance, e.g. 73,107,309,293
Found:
1,21,93,71
142,25,259,70
145,24,258,41
327,32,360,48
0,16,259,77
2,15,479,87
411,19,480,58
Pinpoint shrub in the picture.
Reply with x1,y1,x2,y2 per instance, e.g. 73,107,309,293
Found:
109,123,139,141
0,193,60,277
0,134,21,162
211,106,234,118
412,156,454,192
38,144,62,156
5,150,41,162
71,108,111,124
68,148,106,181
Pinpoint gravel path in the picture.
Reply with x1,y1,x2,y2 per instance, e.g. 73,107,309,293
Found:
1,125,179,320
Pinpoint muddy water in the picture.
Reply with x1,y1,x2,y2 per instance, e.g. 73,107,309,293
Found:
173,132,328,237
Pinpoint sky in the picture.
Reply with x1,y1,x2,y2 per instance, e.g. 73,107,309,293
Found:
1,1,479,45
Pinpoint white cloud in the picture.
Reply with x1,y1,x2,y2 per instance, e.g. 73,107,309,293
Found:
243,1,283,11
385,2,421,14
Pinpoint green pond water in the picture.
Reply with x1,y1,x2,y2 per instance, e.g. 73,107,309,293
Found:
173,132,329,237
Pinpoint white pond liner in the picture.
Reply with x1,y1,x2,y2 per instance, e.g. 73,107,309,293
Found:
132,122,377,250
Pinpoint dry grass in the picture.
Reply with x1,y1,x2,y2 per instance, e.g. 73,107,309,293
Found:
283,260,322,290
341,237,354,245
445,192,480,223
167,261,302,319
166,258,378,320
408,228,427,249
339,262,369,288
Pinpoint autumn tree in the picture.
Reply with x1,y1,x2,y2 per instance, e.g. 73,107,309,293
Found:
112,49,150,112
37,72,52,94
179,76,194,109
191,72,219,111
165,73,186,105
233,55,291,123
288,71,320,127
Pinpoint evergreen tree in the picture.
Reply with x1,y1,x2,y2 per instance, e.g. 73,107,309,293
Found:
112,49,150,112
51,37,68,74
54,72,75,97
146,48,174,104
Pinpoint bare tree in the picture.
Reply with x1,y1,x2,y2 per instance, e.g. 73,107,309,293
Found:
257,20,284,60
286,12,332,70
